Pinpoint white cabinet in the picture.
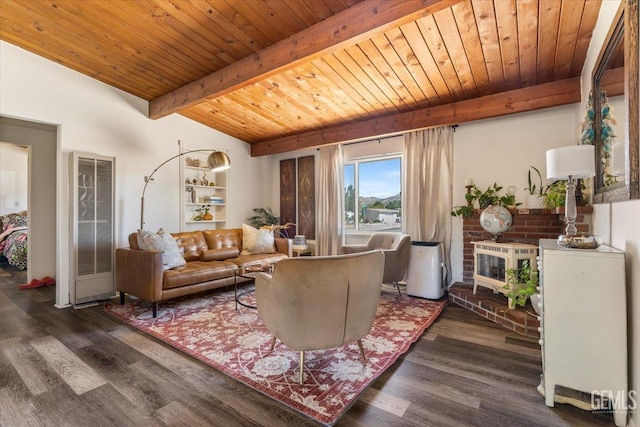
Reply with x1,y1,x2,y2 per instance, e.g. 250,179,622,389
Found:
538,239,627,426
178,141,227,231
70,152,115,305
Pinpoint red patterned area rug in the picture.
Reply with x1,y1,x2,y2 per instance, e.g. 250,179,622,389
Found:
105,289,446,425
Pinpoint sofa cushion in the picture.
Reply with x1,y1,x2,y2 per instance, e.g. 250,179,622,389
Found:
202,228,242,250
139,228,186,270
200,247,240,262
241,223,275,254
163,260,237,289
171,231,208,261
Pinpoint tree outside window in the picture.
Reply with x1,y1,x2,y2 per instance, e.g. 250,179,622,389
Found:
344,157,401,232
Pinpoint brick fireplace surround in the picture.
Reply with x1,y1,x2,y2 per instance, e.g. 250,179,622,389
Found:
450,207,592,337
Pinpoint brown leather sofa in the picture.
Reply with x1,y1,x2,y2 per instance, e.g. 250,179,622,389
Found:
116,228,291,317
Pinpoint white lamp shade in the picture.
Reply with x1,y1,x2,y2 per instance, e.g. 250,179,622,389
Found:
546,145,595,180
611,142,625,177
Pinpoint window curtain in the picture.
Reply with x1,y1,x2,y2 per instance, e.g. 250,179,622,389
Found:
316,144,344,256
403,127,454,283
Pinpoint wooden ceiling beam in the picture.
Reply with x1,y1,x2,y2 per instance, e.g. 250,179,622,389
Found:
250,77,582,156
148,0,461,119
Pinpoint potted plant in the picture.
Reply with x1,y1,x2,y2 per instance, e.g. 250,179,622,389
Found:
194,205,212,221
246,207,280,228
543,180,589,208
524,166,548,209
451,183,518,219
501,260,540,313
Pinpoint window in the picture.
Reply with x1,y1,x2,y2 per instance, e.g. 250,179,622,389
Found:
344,156,402,232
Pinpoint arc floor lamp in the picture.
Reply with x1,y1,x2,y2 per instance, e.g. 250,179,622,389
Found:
140,149,231,229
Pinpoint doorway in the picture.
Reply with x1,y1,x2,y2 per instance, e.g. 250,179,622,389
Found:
0,142,29,274
0,116,57,294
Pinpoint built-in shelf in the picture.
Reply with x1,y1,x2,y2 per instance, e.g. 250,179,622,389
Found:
185,184,225,190
179,141,228,231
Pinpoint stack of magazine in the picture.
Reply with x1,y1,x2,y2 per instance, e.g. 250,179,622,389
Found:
205,196,224,204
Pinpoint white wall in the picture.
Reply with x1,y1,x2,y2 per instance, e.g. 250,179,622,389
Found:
450,104,581,282
0,142,28,214
585,2,640,425
0,41,273,307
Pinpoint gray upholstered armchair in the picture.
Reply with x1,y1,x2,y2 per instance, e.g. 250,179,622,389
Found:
255,250,384,384
341,233,411,296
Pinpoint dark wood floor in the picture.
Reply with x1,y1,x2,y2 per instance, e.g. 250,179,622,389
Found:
0,263,615,427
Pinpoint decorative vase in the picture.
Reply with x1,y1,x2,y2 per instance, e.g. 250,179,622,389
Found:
203,212,213,221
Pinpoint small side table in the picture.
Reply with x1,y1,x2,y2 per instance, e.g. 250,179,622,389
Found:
292,248,313,257
234,264,274,310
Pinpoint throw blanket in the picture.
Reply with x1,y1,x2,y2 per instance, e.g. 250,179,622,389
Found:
0,214,28,270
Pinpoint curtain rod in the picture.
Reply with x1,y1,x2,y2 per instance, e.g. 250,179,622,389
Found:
343,125,459,146
317,125,459,150
343,134,401,146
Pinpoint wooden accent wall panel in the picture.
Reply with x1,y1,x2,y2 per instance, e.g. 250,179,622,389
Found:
297,156,315,239
279,159,297,237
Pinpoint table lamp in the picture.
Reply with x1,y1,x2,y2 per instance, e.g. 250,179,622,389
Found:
546,145,595,236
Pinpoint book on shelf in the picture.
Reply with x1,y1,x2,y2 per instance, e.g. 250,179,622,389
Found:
203,196,224,204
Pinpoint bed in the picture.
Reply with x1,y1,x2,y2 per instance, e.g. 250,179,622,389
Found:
0,211,28,270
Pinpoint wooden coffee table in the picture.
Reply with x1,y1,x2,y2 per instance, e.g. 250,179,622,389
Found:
234,264,274,310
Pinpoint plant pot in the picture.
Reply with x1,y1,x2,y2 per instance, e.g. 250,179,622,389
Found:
203,212,213,221
530,293,542,315
525,194,546,209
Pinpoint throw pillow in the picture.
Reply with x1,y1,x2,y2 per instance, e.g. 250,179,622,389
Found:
136,229,152,250
241,223,275,255
139,228,186,270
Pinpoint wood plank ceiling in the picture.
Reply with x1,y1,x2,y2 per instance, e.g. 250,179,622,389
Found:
0,0,603,156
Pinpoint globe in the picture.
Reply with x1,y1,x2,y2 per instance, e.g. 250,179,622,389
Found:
479,205,512,238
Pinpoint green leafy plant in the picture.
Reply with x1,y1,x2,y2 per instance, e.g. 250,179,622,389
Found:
246,207,280,228
451,183,519,219
193,205,211,221
544,181,566,208
501,260,539,307
543,180,587,208
450,205,475,219
525,166,549,196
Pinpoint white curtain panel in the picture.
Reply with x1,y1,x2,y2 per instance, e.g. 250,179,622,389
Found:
403,127,454,282
316,144,344,256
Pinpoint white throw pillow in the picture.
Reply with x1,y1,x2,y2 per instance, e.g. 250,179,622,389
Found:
139,228,186,270
136,229,152,250
241,223,275,255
